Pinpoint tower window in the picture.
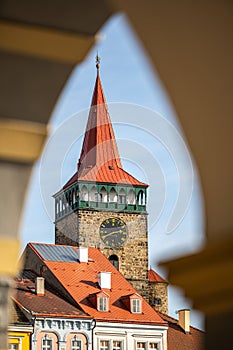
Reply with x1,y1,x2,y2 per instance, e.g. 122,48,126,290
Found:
109,188,117,202
138,190,146,205
154,297,162,306
118,189,126,204
118,195,126,204
95,193,103,202
80,186,88,201
109,255,119,270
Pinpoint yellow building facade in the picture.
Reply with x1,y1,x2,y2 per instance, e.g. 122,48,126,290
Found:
8,330,31,350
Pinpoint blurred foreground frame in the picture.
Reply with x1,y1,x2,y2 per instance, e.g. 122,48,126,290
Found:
0,1,232,349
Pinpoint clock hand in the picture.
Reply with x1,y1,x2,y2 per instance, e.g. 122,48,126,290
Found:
101,230,121,239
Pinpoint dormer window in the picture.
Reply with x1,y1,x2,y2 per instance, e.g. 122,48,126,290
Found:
131,298,142,313
98,295,109,311
121,293,142,314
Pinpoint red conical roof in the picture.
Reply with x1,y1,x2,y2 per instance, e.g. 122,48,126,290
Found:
78,72,122,171
63,67,147,189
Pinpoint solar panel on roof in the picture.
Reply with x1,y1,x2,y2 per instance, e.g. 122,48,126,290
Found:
32,243,78,262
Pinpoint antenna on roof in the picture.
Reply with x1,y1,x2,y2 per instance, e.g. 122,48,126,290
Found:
96,53,100,73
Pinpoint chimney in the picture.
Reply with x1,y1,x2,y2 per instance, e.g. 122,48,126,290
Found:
178,309,190,333
78,247,88,263
35,277,45,296
98,272,111,289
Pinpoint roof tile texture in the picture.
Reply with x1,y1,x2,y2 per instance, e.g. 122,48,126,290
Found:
30,243,166,325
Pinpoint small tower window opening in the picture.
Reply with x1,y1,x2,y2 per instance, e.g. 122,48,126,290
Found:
154,297,162,306
80,186,88,201
89,186,97,201
138,190,145,205
56,201,59,214
72,190,76,204
95,192,103,202
109,188,117,202
100,187,107,202
128,189,136,204
118,189,126,204
109,255,119,270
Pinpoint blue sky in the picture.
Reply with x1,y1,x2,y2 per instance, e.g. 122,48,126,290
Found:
20,13,205,329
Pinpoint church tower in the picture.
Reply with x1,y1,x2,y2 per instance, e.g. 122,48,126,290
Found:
54,57,167,307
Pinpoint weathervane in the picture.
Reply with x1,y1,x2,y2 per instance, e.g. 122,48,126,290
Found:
96,53,100,72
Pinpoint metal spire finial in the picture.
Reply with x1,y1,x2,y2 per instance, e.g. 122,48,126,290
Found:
96,53,100,72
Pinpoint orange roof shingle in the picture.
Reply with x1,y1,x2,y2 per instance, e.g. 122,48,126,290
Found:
29,243,166,325
13,274,89,319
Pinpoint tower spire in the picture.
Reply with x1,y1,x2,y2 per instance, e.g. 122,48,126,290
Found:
62,62,148,188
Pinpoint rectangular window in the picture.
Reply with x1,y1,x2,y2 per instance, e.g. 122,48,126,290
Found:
72,338,82,350
100,340,109,350
131,299,142,313
42,338,52,350
98,296,109,311
136,342,146,350
8,345,19,350
113,341,122,350
149,344,157,349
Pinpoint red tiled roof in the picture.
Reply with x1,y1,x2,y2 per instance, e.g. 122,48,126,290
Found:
29,243,166,325
148,268,168,283
63,73,147,189
159,313,204,350
13,276,89,319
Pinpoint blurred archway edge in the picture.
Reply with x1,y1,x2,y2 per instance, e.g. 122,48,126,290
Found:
0,1,232,349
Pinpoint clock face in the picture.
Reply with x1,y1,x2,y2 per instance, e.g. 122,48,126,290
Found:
100,218,127,248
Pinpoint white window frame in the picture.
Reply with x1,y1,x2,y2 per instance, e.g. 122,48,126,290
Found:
135,340,159,350
131,298,142,313
71,335,82,350
41,334,53,350
99,339,110,350
97,296,109,311
98,339,123,350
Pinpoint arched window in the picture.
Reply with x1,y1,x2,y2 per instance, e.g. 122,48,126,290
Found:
138,190,145,205
118,189,126,204
109,188,117,202
109,255,119,270
71,335,82,350
89,186,97,201
100,187,107,202
128,189,136,204
72,190,76,204
42,334,52,350
80,186,88,201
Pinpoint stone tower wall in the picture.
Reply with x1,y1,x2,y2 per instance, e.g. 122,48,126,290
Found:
55,208,149,300
148,282,168,314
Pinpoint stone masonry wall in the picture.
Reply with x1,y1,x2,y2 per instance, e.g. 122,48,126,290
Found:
55,208,149,301
148,282,168,314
